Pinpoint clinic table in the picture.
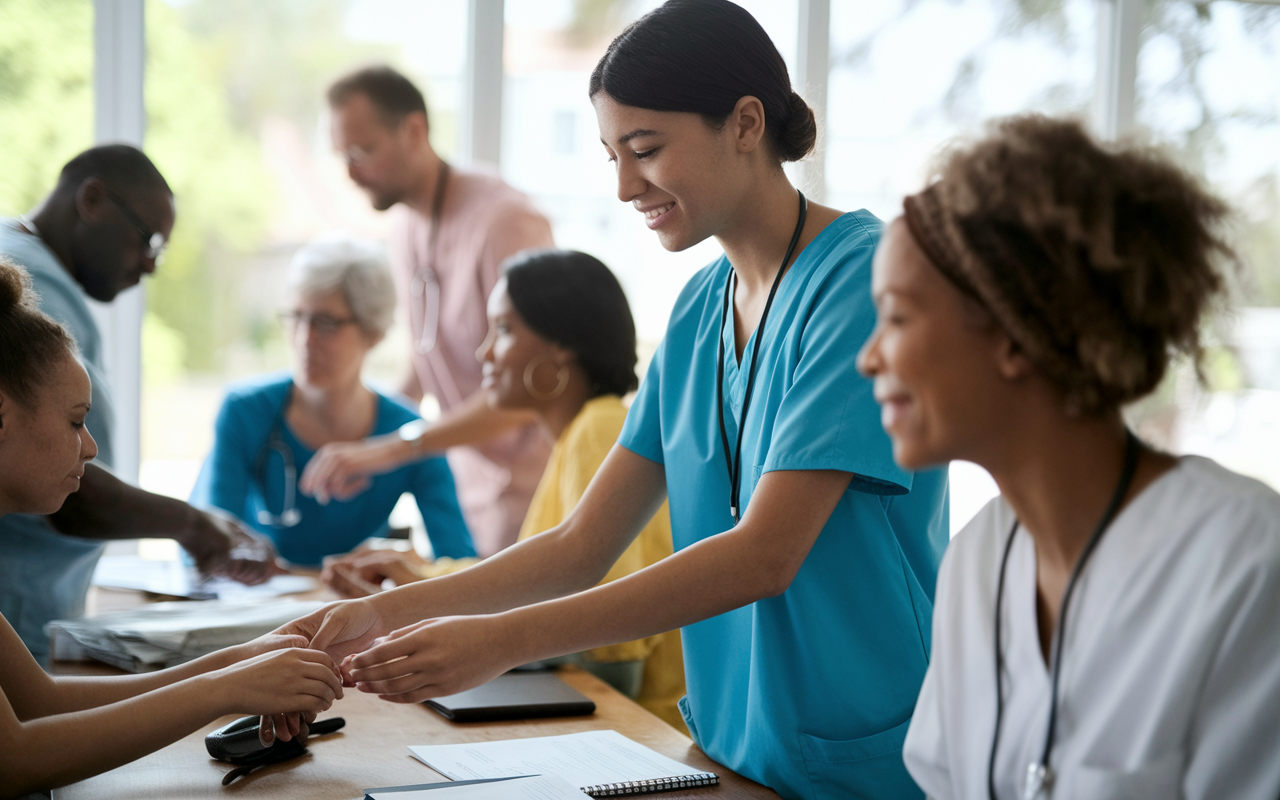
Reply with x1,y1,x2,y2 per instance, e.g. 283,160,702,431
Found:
50,589,780,800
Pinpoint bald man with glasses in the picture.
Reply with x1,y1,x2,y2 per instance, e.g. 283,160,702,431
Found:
0,144,279,663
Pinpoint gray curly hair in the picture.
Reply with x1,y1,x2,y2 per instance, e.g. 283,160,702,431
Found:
287,233,396,336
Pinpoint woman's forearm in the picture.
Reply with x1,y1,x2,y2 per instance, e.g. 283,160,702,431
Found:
370,446,669,629
43,649,237,716
1,675,227,797
498,469,852,664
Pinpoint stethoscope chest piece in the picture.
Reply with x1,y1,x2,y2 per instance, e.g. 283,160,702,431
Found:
1024,762,1053,800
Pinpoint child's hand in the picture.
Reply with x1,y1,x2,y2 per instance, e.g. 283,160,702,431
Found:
214,648,344,719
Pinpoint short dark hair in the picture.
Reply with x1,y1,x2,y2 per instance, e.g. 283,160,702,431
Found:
503,250,639,397
56,144,170,199
328,64,429,128
0,257,78,406
589,0,816,164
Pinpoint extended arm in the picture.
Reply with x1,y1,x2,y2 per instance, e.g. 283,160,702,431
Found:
46,463,278,584
294,447,850,701
299,390,537,502
0,620,340,797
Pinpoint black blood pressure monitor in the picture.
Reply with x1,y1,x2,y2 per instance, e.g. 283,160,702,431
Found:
205,715,345,785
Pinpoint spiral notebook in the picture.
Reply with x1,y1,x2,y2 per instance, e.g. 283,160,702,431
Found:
407,730,719,798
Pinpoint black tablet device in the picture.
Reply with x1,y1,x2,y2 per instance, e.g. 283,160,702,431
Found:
424,671,596,722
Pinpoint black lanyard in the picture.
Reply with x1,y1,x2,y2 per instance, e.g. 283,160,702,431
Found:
716,190,807,522
988,429,1141,800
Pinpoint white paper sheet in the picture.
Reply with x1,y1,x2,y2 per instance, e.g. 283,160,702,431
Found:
367,775,590,800
408,730,697,787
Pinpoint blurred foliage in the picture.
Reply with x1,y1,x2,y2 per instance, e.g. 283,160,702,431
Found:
0,0,93,214
0,0,395,379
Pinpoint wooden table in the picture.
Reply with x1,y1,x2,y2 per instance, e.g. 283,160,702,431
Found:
51,589,779,800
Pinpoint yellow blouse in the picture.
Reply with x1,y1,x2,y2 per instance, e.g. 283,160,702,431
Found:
517,395,686,732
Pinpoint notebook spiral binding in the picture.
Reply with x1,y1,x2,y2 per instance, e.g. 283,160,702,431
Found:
581,772,719,797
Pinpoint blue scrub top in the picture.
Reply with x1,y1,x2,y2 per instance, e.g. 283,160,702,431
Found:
190,372,475,567
619,211,949,800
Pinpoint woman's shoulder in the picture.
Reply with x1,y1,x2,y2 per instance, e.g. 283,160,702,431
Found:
562,395,628,450
1138,455,1280,562
797,209,884,281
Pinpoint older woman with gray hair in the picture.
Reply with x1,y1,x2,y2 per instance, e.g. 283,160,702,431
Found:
190,234,473,566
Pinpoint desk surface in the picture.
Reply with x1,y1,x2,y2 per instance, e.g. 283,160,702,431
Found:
51,590,779,800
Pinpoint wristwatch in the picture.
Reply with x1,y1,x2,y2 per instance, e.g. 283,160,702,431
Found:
398,419,430,457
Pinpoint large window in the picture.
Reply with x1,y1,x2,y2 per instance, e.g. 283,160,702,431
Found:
0,0,93,226
7,0,1278,541
138,0,466,504
1133,0,1280,489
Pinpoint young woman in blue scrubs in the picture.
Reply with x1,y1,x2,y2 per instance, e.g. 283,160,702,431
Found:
277,2,948,796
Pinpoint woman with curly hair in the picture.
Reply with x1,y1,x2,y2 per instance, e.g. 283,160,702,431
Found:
858,115,1280,799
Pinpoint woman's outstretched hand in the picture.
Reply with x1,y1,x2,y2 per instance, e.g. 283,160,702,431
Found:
343,614,523,703
321,549,430,598
299,437,404,504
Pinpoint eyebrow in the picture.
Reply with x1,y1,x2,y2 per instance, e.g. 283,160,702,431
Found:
611,128,662,146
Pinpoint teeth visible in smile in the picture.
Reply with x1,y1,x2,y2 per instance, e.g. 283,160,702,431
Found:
645,203,674,221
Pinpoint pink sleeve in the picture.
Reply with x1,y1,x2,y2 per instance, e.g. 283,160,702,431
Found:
477,202,555,302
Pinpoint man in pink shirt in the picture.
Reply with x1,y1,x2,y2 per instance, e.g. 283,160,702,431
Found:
301,65,553,557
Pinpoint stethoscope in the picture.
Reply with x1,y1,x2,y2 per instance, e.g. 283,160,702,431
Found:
253,382,302,528
716,190,806,523
988,430,1140,800
409,161,451,356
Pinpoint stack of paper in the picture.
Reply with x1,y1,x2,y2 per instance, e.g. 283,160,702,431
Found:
46,598,326,672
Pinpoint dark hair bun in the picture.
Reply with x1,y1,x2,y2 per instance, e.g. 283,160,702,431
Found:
591,0,809,166
778,91,817,162
0,257,33,313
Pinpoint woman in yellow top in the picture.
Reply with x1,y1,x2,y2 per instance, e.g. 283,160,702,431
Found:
322,249,684,729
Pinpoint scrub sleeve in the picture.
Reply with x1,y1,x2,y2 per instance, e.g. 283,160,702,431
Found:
618,210,949,800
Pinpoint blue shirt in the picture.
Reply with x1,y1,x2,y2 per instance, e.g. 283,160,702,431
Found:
0,219,114,663
618,211,949,800
190,372,475,567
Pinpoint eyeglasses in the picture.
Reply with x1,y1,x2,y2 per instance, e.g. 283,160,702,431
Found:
104,189,168,264
278,310,359,336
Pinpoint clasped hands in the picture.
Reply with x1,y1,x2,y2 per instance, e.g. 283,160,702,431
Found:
256,599,525,746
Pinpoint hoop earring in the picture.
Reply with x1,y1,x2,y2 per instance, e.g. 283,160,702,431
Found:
524,356,569,401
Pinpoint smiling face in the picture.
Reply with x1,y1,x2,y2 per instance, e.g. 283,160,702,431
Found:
330,92,426,211
856,218,1027,470
287,289,378,391
593,92,755,253
0,354,97,516
476,279,572,412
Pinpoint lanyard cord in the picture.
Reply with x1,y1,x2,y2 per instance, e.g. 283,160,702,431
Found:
426,161,450,271
987,429,1141,800
716,190,807,522
413,161,452,357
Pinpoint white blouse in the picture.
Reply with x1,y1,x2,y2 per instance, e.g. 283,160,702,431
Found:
904,456,1280,799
